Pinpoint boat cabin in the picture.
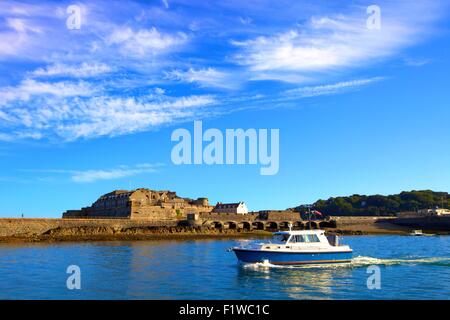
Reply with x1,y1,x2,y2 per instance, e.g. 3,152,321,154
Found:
271,230,340,247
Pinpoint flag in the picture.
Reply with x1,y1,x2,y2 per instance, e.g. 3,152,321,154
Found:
312,210,323,216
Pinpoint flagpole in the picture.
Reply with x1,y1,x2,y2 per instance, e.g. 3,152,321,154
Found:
308,206,311,230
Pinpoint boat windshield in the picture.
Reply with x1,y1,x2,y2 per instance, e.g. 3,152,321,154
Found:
272,234,290,244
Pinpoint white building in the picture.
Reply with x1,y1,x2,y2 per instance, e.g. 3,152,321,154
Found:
213,202,249,214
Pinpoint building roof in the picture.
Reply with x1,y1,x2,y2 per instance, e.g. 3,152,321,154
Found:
214,202,244,209
99,190,132,199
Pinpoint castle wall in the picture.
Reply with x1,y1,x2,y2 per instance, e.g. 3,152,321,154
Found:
257,211,301,221
62,188,213,220
199,212,258,222
130,204,212,220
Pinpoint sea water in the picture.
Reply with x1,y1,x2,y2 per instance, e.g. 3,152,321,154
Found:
0,235,448,299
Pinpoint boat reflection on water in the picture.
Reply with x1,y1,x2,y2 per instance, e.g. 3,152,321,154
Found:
236,261,353,299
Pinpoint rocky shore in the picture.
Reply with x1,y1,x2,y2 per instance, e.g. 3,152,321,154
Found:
0,218,275,243
0,226,272,243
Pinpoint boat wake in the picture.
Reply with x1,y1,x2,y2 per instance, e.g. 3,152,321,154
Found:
351,256,450,267
242,256,450,270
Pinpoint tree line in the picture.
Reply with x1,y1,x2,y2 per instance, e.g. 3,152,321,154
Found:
293,190,450,216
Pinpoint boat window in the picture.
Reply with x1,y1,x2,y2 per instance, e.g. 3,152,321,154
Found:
304,234,320,243
295,235,305,243
273,234,290,243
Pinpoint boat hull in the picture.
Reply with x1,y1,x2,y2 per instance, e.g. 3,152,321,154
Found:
233,248,352,265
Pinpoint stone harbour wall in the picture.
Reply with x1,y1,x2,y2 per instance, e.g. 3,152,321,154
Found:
333,216,396,227
257,211,302,221
0,218,178,238
393,216,450,231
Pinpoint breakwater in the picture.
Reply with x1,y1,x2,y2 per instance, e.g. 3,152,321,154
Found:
0,215,412,242
393,216,450,231
0,218,264,242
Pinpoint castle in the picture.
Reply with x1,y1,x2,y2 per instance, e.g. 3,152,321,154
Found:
63,188,213,220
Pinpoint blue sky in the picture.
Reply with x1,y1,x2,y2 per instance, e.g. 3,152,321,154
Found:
0,0,449,217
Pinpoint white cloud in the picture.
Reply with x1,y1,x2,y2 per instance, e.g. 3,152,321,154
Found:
7,18,41,33
31,62,113,78
0,85,216,141
249,72,311,84
232,2,443,81
403,58,431,67
0,79,94,105
239,17,252,25
232,23,398,72
165,68,236,89
0,18,39,56
107,27,187,57
20,163,163,183
57,94,216,140
0,31,26,56
71,163,161,183
0,2,189,64
154,87,166,95
0,5,52,58
285,77,384,97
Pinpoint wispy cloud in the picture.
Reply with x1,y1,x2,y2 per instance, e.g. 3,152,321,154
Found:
31,62,113,78
57,94,217,140
403,58,431,67
239,16,252,25
0,3,68,59
107,27,188,57
285,77,384,97
20,163,163,183
165,67,237,89
7,18,42,34
231,1,444,82
0,86,216,141
0,1,189,63
0,17,42,56
0,79,94,104
70,163,162,183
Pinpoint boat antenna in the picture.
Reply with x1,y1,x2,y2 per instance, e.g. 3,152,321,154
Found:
288,222,293,232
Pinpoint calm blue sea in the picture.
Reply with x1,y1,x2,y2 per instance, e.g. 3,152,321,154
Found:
0,235,449,299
